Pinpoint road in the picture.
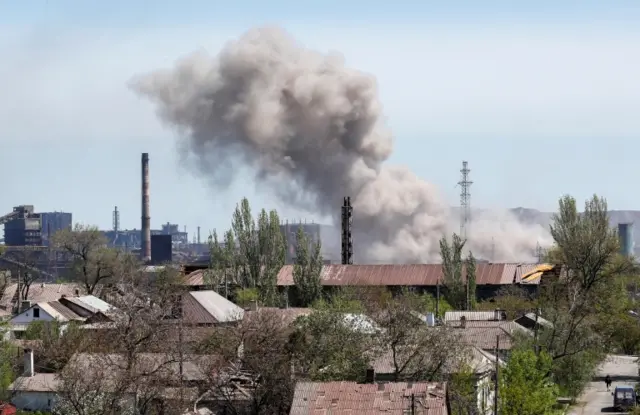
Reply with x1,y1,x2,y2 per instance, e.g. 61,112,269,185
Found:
569,355,638,414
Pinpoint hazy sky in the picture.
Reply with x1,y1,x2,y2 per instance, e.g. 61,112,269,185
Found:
1,1,639,239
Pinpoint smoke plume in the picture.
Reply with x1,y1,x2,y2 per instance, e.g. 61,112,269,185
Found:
130,26,552,263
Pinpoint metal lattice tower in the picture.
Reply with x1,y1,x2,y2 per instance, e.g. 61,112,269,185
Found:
112,206,120,232
458,161,473,240
341,197,353,264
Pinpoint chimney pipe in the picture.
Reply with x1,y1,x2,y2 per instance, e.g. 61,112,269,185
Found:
24,348,34,377
141,153,151,262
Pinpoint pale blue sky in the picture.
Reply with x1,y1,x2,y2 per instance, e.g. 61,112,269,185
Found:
1,1,640,238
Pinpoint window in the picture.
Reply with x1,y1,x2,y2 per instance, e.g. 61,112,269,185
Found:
33,308,40,318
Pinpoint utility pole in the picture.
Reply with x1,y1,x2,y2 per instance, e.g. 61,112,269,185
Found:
494,335,500,415
436,278,440,320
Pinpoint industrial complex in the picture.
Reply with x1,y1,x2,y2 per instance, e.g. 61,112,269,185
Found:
0,155,635,280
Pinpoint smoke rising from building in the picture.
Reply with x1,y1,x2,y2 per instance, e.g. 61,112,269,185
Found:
130,26,552,263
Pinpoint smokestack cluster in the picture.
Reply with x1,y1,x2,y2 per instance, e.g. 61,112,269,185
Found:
130,27,552,263
141,152,151,262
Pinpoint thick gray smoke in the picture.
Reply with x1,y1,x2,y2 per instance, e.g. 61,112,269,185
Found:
130,26,552,263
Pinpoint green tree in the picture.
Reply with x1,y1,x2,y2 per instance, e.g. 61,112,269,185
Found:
537,194,632,397
440,233,466,309
0,324,17,400
290,309,373,381
292,226,323,307
209,198,286,306
498,349,558,415
448,365,478,415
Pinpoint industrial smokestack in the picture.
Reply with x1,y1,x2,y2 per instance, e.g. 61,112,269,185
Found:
141,153,151,262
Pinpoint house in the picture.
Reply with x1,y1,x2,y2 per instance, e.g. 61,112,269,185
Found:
514,312,554,331
369,344,502,415
4,295,114,340
5,301,84,339
9,349,59,412
0,282,87,315
455,326,515,358
9,351,214,413
179,290,244,325
456,347,504,415
289,380,450,414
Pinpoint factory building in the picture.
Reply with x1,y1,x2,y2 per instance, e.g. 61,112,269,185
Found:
1,206,73,247
40,212,73,245
2,206,42,246
280,222,339,264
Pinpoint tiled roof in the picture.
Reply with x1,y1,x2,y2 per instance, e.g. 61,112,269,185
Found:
277,263,545,287
455,326,514,351
289,381,448,415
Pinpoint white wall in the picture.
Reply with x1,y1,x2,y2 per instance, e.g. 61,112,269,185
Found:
476,374,495,415
10,306,56,324
12,391,58,412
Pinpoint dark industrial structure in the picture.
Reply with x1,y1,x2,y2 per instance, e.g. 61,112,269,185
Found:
151,234,173,265
40,212,73,246
341,197,353,265
1,206,73,247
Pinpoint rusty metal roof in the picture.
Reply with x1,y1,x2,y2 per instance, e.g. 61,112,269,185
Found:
289,381,448,415
277,263,540,287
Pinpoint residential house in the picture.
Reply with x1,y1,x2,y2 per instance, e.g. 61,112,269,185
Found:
5,301,84,340
80,290,245,353
9,351,215,413
289,380,450,414
370,344,503,415
4,295,113,340
514,312,554,331
9,349,58,412
0,282,87,316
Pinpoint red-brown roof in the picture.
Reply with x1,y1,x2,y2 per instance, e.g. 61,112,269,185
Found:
289,381,448,415
277,263,542,287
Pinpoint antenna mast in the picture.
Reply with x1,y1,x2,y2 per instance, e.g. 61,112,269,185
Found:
458,161,473,240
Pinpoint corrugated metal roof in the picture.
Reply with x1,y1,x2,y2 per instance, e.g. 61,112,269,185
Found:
188,291,244,323
39,301,83,321
444,311,501,322
277,263,540,287
445,319,533,336
290,381,448,415
75,295,112,313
